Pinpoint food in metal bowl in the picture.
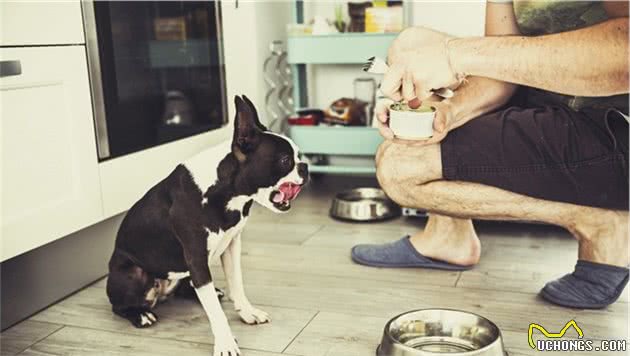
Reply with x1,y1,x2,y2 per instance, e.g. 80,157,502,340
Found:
377,309,507,356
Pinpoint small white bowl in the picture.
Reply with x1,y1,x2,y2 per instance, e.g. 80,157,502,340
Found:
389,105,435,140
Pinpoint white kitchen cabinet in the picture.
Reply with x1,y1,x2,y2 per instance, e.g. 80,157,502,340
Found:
98,127,231,218
1,46,103,261
0,0,85,46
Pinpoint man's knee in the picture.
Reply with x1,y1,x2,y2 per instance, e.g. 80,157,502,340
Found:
375,142,399,188
375,141,441,205
375,141,440,185
376,160,414,207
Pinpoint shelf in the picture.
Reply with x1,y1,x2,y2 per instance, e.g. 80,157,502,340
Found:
288,125,383,155
287,0,407,176
309,164,376,175
287,33,397,64
148,39,219,68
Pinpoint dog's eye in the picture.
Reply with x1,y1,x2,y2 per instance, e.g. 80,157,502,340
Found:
279,155,292,168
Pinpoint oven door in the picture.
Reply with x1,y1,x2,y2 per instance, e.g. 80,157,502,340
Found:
83,0,227,160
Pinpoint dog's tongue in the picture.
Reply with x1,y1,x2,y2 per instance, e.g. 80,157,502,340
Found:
272,191,285,203
275,182,301,203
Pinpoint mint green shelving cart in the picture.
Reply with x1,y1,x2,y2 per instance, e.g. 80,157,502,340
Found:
286,1,410,175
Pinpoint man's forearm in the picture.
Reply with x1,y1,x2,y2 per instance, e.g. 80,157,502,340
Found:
445,76,517,124
449,18,629,97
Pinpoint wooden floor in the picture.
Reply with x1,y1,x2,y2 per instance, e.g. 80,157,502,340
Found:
2,177,628,356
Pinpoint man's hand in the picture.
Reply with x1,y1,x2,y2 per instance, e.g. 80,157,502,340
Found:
381,27,463,103
375,96,461,145
375,2,520,146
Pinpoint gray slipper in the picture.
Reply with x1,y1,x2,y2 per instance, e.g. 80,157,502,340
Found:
351,236,473,271
541,260,629,309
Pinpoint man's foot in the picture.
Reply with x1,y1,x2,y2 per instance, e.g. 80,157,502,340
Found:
571,209,629,267
409,215,481,266
352,236,473,270
541,260,629,309
350,215,479,270
539,209,629,309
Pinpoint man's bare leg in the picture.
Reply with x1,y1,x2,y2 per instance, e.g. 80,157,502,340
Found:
366,140,629,308
375,140,629,267
373,140,482,267
408,215,481,266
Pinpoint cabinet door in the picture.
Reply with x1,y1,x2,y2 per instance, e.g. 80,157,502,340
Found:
0,0,85,46
1,46,103,261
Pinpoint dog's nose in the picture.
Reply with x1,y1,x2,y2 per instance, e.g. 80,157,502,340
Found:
297,162,309,184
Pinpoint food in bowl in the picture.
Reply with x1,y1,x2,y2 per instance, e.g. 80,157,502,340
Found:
388,103,435,140
377,309,507,356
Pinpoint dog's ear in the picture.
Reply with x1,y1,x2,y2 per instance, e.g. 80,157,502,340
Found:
233,95,262,160
241,94,268,131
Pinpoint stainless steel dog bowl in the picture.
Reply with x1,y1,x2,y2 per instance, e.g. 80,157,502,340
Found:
377,309,507,356
330,188,401,222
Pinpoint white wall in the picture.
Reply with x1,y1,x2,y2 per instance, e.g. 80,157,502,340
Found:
222,1,291,125
254,1,292,117
222,0,258,120
305,1,486,109
410,1,485,37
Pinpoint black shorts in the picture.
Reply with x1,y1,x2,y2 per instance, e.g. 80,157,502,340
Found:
441,105,629,210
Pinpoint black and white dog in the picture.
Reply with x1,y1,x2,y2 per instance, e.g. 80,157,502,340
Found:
106,95,308,356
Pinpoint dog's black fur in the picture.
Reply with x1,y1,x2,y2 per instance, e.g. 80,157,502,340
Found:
106,95,307,328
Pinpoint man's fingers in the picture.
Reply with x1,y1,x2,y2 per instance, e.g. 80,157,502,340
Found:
377,119,394,139
413,79,433,101
380,64,404,100
423,93,444,103
407,98,422,109
375,98,393,123
377,112,388,123
430,101,450,133
419,90,433,101
402,72,416,103
433,113,447,133
378,124,395,140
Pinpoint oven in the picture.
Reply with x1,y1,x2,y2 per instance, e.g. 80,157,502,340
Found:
82,0,228,160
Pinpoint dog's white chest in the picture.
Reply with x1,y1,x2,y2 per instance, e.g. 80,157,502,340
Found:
206,216,247,263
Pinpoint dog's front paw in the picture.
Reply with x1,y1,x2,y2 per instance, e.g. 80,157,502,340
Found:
237,306,271,325
213,333,240,356
132,310,158,328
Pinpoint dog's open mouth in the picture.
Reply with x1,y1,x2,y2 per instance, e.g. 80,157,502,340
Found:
270,182,302,211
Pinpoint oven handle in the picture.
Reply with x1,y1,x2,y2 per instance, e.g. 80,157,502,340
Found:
0,60,22,78
81,0,111,160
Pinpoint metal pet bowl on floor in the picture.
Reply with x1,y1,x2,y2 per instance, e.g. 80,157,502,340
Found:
330,188,401,222
377,309,507,356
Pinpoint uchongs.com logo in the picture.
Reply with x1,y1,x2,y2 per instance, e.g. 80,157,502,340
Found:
528,320,627,352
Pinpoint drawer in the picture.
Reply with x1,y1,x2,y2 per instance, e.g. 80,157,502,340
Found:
0,1,84,46
1,46,102,261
